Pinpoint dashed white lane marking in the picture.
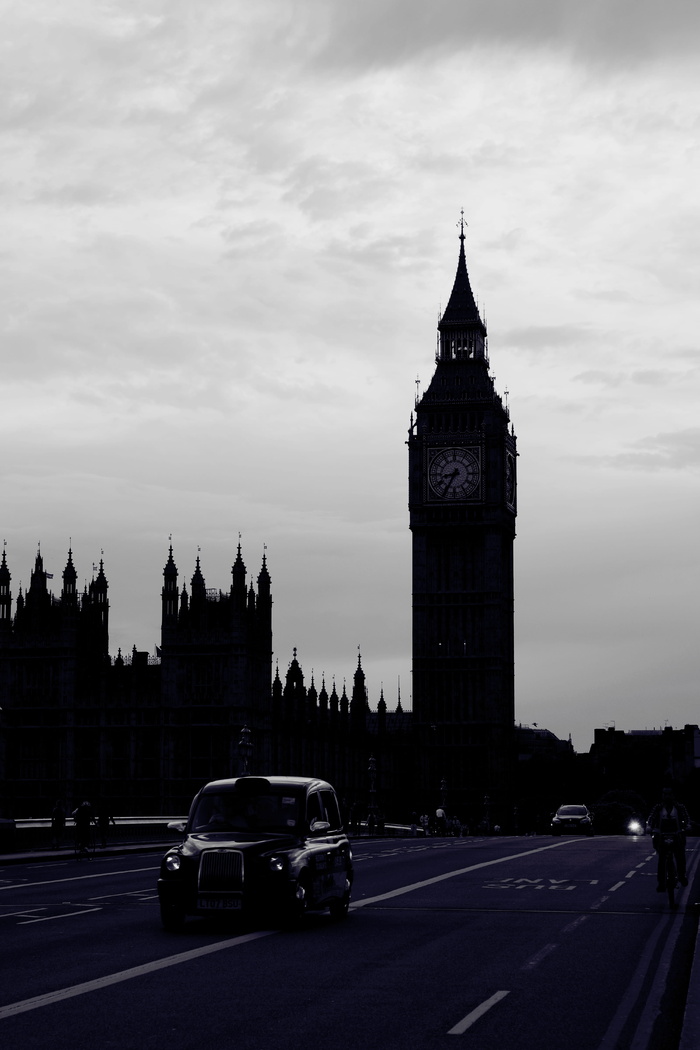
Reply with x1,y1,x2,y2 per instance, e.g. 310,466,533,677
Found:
521,943,558,971
608,881,626,893
562,914,589,934
447,990,510,1035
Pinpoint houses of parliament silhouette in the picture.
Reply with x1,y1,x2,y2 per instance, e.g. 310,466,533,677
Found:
0,224,517,824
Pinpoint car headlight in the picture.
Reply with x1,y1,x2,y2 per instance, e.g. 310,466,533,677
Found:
268,855,285,873
164,853,181,872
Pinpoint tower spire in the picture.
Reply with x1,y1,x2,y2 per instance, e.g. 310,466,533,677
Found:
0,544,11,629
438,215,486,361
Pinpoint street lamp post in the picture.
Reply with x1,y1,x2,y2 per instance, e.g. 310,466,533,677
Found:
238,725,253,776
368,754,377,835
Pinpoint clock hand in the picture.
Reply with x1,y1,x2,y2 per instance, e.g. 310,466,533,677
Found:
442,468,458,491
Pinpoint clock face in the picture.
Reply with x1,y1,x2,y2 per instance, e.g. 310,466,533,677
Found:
505,451,516,508
428,448,480,500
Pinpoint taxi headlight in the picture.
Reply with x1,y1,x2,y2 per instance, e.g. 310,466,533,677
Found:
164,853,181,872
268,855,285,873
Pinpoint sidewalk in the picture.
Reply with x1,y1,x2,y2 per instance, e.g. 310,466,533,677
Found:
0,825,178,866
0,841,171,865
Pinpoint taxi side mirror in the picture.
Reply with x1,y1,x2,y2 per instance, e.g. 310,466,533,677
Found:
309,819,330,835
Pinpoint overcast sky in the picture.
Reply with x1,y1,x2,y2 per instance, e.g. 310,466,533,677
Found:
2,1,699,752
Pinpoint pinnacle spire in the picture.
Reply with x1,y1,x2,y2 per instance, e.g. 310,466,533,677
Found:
436,215,487,362
439,214,484,331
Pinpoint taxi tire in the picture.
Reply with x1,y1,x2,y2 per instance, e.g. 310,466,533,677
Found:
329,892,350,920
160,902,186,932
282,876,309,927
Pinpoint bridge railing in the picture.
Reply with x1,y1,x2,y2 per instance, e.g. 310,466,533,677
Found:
0,817,423,854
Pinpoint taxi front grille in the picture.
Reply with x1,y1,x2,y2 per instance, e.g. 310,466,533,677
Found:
198,850,244,891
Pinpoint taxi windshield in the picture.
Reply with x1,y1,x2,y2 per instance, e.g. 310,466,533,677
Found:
191,786,303,833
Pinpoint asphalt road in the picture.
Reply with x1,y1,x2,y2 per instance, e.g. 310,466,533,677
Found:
1,834,698,1050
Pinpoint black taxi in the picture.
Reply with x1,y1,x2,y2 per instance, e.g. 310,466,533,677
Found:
157,775,353,930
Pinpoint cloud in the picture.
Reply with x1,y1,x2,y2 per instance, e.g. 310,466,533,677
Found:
2,0,700,758
309,0,700,71
504,324,594,351
606,428,700,471
574,369,672,389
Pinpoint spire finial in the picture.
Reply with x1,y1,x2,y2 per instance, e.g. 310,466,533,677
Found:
457,208,466,244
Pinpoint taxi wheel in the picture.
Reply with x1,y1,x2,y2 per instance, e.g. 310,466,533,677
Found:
284,876,309,926
160,903,185,932
329,892,350,920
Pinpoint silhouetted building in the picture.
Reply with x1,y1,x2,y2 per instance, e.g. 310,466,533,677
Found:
408,219,517,816
0,542,410,818
157,543,273,809
0,225,519,824
589,724,700,810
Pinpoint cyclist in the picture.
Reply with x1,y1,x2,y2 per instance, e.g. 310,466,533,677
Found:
648,787,689,893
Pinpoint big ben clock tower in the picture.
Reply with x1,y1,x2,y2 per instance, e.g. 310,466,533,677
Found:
408,219,516,819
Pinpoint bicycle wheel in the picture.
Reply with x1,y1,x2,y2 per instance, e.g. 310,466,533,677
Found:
666,851,677,909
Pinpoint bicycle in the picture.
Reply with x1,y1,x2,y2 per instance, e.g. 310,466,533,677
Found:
658,833,680,909
74,824,96,860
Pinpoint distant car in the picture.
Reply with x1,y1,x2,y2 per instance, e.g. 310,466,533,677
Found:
551,804,594,837
157,775,353,930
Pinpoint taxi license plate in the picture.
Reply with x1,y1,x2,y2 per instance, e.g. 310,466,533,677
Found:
197,898,242,910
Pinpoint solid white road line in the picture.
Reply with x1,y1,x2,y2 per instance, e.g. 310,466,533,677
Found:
0,930,275,1020
351,839,576,909
0,865,159,892
447,990,510,1035
18,906,101,925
